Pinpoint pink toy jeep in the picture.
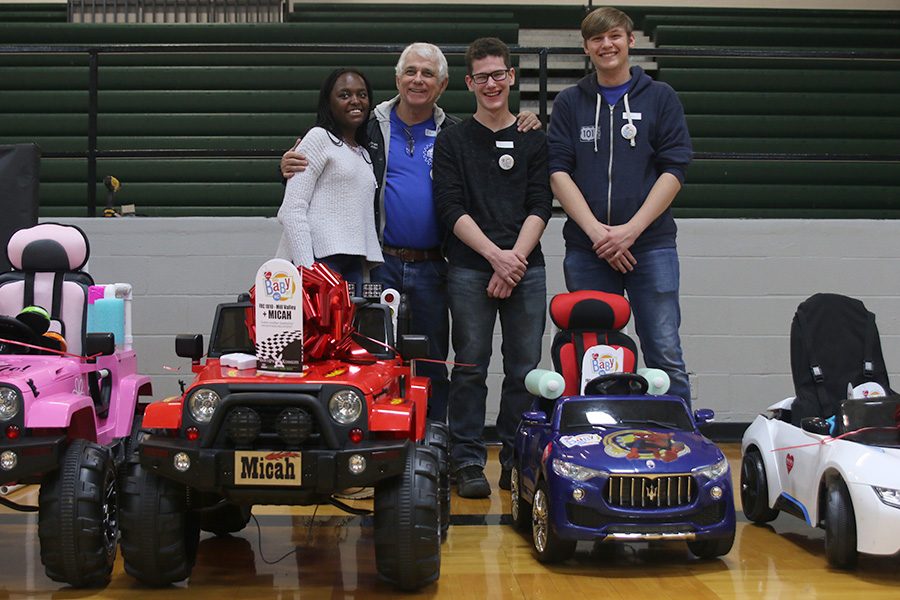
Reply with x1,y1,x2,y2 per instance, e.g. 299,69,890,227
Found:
0,223,152,587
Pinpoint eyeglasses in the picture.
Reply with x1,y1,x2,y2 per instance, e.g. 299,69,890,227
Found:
470,69,510,85
403,127,414,157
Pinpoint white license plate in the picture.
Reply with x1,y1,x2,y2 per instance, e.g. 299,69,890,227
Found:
233,451,302,486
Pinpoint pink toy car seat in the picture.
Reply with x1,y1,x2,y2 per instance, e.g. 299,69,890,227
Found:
0,223,93,355
549,290,638,396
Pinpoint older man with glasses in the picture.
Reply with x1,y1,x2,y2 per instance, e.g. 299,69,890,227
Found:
281,43,539,423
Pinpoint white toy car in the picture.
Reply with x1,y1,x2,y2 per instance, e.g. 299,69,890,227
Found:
741,394,900,568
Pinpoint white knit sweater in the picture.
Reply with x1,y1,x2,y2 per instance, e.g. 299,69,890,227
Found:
276,127,383,267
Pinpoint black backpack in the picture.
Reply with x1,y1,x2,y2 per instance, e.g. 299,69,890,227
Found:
790,293,892,427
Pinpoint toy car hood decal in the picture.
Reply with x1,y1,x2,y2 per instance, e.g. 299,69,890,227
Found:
552,428,721,474
559,432,604,448
0,357,76,389
602,429,691,462
556,428,716,470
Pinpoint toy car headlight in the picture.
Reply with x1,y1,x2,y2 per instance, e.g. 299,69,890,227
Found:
188,388,221,423
873,486,900,509
552,459,607,482
693,457,729,480
329,389,363,425
0,387,20,422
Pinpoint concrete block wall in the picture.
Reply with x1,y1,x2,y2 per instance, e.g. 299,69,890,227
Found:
60,217,900,424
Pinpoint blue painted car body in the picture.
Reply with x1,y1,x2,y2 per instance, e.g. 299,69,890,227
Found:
514,394,735,554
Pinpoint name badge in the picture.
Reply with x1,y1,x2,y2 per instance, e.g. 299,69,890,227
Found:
496,141,514,149
425,129,438,137
621,112,642,120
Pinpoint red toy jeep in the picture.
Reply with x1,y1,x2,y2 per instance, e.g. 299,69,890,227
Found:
118,263,448,591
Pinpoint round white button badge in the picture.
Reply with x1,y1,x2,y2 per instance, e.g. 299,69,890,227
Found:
621,123,637,141
498,154,515,170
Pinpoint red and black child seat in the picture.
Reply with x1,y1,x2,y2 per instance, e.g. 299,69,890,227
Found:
550,290,638,396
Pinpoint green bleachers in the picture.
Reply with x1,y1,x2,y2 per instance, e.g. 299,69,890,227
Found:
0,15,520,216
0,3,898,218
288,3,587,30
654,24,900,49
636,7,900,218
0,22,518,44
0,2,66,23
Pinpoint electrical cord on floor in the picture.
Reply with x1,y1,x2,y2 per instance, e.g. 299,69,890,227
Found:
249,504,319,565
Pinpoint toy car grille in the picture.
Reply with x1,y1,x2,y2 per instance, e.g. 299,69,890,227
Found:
568,504,684,528
605,474,696,508
567,500,724,528
218,405,321,449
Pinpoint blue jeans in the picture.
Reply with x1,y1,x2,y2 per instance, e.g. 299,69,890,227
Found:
447,265,546,472
370,255,450,421
319,254,365,293
564,246,690,405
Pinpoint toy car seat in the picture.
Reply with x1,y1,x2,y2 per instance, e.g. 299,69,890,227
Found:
0,223,93,355
790,293,893,428
549,290,640,397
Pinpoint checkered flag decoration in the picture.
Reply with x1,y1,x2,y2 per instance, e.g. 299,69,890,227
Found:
256,330,303,370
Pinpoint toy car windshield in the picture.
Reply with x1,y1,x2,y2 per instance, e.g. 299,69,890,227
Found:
560,399,694,433
208,304,254,356
839,395,900,448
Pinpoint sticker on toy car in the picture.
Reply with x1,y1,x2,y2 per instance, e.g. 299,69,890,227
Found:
234,450,302,486
603,429,691,462
580,344,624,394
559,433,604,448
255,258,303,373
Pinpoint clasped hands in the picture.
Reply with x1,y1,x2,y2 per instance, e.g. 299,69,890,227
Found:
487,249,527,299
590,222,638,274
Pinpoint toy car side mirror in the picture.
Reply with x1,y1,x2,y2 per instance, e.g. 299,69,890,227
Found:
694,408,715,424
85,332,115,357
176,334,204,361
801,416,831,435
398,334,429,361
522,410,548,424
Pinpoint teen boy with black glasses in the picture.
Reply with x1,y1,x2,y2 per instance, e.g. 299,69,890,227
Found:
433,37,552,498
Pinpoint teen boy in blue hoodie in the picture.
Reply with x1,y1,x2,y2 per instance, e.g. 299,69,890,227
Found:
548,7,693,404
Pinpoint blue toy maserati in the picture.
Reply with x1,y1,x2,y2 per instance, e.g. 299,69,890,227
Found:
509,291,735,562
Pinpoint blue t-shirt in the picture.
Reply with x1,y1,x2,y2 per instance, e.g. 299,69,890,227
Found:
598,79,631,107
382,109,442,249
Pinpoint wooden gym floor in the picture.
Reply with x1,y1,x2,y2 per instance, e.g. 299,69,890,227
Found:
1,443,899,599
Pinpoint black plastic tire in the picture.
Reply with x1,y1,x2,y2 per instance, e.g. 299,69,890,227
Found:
740,450,779,523
824,477,858,569
38,439,118,587
119,460,200,586
531,480,576,563
687,526,735,559
118,413,143,480
509,465,531,531
199,502,252,537
424,420,451,541
374,444,441,591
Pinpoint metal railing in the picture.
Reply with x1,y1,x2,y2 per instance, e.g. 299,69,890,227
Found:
68,0,284,23
1,42,898,216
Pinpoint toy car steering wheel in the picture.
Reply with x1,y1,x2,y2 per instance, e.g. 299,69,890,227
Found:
0,315,39,354
584,372,649,396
